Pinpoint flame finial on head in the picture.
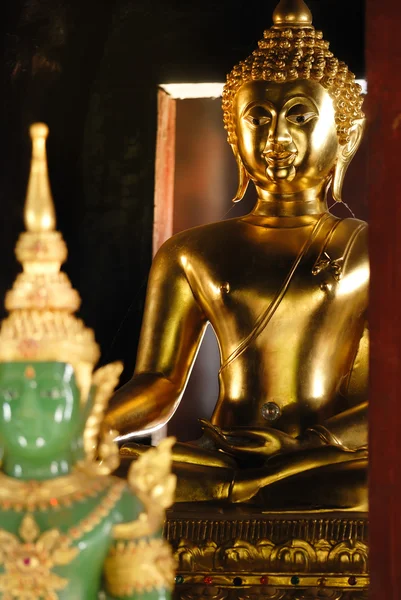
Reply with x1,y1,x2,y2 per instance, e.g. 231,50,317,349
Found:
273,0,313,27
25,123,56,233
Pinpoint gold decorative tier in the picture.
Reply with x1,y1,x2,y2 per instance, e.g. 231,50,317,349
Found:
165,507,368,600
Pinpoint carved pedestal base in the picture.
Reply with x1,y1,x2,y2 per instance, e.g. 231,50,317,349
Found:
170,587,367,600
164,506,369,600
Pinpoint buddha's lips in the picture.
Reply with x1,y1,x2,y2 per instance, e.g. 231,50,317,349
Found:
264,151,297,168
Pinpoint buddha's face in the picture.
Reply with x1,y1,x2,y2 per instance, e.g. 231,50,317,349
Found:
0,362,81,459
234,79,340,193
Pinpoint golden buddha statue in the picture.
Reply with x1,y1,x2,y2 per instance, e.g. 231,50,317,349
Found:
106,0,368,510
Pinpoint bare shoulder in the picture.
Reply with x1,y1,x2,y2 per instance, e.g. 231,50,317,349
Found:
340,217,368,256
338,216,368,235
327,217,368,285
328,216,368,255
155,218,244,261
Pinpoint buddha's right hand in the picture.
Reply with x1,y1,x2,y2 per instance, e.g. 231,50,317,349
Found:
200,419,303,459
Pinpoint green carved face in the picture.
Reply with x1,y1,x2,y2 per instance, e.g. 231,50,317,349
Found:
0,362,82,459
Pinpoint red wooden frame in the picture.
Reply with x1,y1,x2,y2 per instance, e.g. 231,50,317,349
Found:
367,1,401,597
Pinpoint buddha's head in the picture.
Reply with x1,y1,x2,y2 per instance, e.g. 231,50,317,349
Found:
0,361,82,460
0,124,121,471
222,0,365,202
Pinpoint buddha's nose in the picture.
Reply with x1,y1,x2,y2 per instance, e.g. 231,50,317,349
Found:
267,115,292,147
16,386,40,419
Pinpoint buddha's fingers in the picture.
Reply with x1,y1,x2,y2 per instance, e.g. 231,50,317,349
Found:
201,419,283,456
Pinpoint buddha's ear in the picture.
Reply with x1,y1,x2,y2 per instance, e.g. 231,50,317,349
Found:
231,144,250,203
74,362,93,407
332,117,365,203
83,361,123,461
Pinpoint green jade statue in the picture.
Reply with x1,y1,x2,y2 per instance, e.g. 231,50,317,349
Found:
0,123,176,600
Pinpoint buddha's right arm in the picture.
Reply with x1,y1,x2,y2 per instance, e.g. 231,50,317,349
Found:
105,240,208,437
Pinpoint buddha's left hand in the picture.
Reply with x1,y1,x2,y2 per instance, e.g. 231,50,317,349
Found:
200,420,317,459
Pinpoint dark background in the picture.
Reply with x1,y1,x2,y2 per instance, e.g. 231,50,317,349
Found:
1,0,366,382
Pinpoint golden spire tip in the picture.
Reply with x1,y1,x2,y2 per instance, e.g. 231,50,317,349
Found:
30,122,49,139
24,122,56,233
273,0,313,27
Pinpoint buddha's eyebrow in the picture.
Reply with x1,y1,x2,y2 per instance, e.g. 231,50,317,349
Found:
241,99,275,117
282,94,319,112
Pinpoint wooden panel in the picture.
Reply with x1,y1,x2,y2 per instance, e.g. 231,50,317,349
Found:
153,89,176,256
367,1,401,597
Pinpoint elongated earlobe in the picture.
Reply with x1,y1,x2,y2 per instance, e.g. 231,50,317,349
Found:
231,145,250,203
332,118,365,203
332,161,345,203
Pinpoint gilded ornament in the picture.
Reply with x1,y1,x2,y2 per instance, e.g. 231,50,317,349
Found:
172,535,369,576
0,469,110,512
84,362,124,463
0,482,125,600
166,512,368,598
0,514,77,600
104,537,176,596
115,437,177,539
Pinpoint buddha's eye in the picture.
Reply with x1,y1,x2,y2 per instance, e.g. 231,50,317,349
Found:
40,388,62,400
286,107,317,126
0,389,18,401
246,116,271,127
244,107,271,127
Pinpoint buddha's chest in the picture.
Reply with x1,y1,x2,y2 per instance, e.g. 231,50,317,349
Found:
196,234,366,338
0,496,118,600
